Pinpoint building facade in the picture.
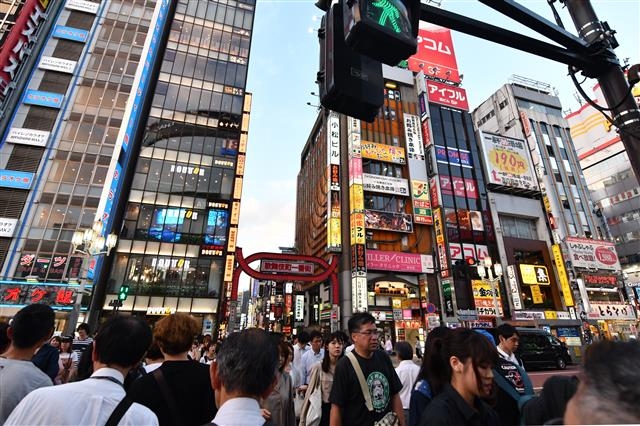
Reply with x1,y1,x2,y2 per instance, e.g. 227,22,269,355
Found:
0,0,254,334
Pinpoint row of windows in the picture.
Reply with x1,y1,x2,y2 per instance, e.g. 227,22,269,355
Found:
364,195,406,213
499,215,538,240
362,160,403,178
153,79,245,116
168,21,251,57
175,2,253,30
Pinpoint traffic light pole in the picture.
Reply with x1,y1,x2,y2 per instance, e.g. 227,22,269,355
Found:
419,0,640,179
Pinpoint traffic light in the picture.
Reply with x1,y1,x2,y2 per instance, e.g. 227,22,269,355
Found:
342,0,419,66
317,2,384,122
118,284,130,301
465,258,478,266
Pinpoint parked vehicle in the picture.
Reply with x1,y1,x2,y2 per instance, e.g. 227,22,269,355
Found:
516,327,572,370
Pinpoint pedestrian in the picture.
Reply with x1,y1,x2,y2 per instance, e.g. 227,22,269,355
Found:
49,335,61,350
143,341,164,373
32,338,60,382
72,322,93,359
72,341,94,381
409,326,450,426
0,321,10,353
261,339,296,426
56,335,79,384
301,330,325,386
329,312,404,425
385,337,394,355
415,337,422,360
521,375,578,425
200,342,216,364
564,340,640,424
293,330,311,389
207,328,279,425
299,331,345,426
495,323,523,368
0,304,54,424
395,341,420,426
5,315,157,425
417,328,499,426
127,313,216,425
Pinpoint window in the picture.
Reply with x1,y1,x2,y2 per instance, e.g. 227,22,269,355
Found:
499,215,537,240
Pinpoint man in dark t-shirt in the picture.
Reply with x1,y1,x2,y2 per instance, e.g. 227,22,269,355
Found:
330,312,404,425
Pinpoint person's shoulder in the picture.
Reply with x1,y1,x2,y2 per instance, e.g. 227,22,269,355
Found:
125,402,160,425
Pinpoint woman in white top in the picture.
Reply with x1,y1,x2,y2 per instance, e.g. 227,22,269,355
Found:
56,336,78,384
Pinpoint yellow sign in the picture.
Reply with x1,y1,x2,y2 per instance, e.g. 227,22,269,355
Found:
223,254,235,281
544,310,558,320
328,217,341,249
433,208,444,244
552,244,574,307
519,264,550,285
230,201,240,225
530,285,543,304
489,147,529,175
360,141,406,165
227,227,237,252
471,280,503,317
543,195,551,213
236,154,245,176
233,177,243,199
350,213,366,245
350,184,364,212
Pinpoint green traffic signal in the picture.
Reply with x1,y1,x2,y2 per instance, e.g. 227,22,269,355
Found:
118,284,130,301
365,0,410,34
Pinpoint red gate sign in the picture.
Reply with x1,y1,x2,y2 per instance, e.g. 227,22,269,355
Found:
426,80,469,111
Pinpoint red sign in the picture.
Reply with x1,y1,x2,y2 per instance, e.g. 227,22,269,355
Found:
582,274,617,287
439,176,478,199
426,80,469,111
408,25,460,83
0,0,49,97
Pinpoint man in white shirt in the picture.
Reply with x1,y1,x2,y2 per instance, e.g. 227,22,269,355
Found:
300,330,324,385
0,304,54,424
292,330,310,388
394,341,419,425
496,323,524,368
208,328,278,425
6,316,158,425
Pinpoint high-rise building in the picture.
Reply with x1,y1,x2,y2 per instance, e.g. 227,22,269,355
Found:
0,0,254,333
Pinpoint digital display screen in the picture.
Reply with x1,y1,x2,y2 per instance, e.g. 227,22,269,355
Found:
204,209,228,246
149,208,185,242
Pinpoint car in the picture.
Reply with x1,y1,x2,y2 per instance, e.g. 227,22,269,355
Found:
515,328,572,370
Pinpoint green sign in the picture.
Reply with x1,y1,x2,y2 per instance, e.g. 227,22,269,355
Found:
365,0,410,34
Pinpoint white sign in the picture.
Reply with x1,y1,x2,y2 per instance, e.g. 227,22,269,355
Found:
0,218,18,237
6,127,50,147
66,0,99,14
479,131,539,191
39,56,77,73
146,307,176,315
506,265,523,310
362,173,409,196
513,310,546,320
565,237,621,271
259,260,314,275
295,295,304,321
403,113,425,161
448,243,489,262
352,276,368,312
328,112,340,166
588,303,636,320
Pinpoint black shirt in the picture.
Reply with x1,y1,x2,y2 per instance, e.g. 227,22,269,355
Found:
417,384,500,426
329,349,403,426
128,361,216,426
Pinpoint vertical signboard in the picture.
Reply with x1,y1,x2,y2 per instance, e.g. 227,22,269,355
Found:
506,265,523,310
327,112,341,251
433,207,449,278
441,278,454,317
552,244,574,307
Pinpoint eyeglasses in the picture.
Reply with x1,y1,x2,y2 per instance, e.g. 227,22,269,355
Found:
355,329,380,336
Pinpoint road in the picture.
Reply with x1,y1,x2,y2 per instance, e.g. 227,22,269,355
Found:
527,365,579,391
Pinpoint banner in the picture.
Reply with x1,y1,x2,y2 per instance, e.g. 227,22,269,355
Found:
408,25,461,83
479,132,538,191
472,280,504,317
361,141,406,164
362,173,409,196
403,114,425,161
365,210,413,233
367,250,434,273
565,237,621,270
411,180,432,225
426,80,469,110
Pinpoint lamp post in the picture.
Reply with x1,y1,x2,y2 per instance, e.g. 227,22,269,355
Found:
62,220,117,336
476,257,503,324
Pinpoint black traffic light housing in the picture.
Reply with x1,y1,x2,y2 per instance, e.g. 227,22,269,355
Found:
343,0,419,66
118,284,130,301
317,2,384,122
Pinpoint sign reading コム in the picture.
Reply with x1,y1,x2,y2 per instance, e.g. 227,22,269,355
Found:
519,264,550,285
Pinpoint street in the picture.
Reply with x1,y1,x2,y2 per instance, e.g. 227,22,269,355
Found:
527,365,579,391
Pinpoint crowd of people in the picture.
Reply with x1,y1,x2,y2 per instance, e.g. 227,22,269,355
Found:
1,305,640,425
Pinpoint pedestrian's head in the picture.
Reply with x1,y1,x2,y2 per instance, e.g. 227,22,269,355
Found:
496,323,519,355
50,335,62,348
153,313,201,355
297,330,311,346
564,340,640,424
275,339,291,372
322,331,345,372
0,322,10,353
395,341,413,361
8,304,54,350
76,322,91,339
348,312,379,355
60,335,73,353
145,341,164,362
432,328,497,399
93,316,152,369
309,330,323,353
416,326,452,395
211,328,278,405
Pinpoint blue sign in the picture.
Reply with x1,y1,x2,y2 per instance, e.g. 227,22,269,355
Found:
52,25,89,42
435,145,472,168
0,170,35,190
24,90,64,108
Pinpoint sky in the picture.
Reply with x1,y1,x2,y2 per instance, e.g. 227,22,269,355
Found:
236,0,640,266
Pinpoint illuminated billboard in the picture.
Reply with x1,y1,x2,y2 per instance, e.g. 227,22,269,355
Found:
408,24,461,83
479,131,538,191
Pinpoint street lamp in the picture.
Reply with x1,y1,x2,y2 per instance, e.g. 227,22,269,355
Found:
62,219,118,336
477,257,503,323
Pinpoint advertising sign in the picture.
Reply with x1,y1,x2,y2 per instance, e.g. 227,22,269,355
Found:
480,132,539,191
435,145,472,168
6,127,49,147
295,295,304,320
472,280,504,317
403,114,425,161
506,265,523,310
23,90,63,108
448,243,489,263
565,237,621,271
350,212,365,245
362,173,409,196
442,278,454,316
552,244,574,306
260,261,314,275
1,284,77,307
408,25,461,83
65,0,99,14
361,141,406,164
52,25,89,42
38,56,76,73
351,244,366,276
582,274,617,287
426,80,469,111
352,276,368,312
588,303,636,320
365,210,413,233
439,175,479,199
367,250,434,273
327,112,341,251
0,218,18,237
411,180,432,224
519,264,551,285
0,170,34,189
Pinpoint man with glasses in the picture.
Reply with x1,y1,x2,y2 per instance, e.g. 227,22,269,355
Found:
329,312,404,425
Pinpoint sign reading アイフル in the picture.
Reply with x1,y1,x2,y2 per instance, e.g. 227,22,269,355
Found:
479,132,539,191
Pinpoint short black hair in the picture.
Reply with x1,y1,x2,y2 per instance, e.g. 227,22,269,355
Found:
309,330,323,341
10,304,54,349
297,330,311,345
0,322,10,353
77,322,91,334
94,316,152,368
348,312,376,334
395,341,413,361
216,328,278,396
496,323,518,340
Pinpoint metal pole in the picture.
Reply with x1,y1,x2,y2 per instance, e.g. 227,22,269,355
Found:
489,276,500,324
563,0,640,181
62,256,90,336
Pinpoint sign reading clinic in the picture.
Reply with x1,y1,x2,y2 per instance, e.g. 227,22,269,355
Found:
366,250,434,273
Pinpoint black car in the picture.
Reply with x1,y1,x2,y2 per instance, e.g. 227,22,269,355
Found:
515,328,572,370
